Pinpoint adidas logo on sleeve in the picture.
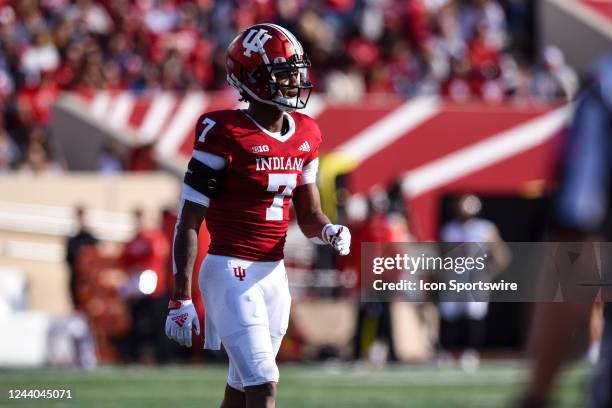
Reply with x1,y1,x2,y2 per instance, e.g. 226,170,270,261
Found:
298,141,310,152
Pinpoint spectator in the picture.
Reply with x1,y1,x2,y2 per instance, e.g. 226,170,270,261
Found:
0,128,20,171
323,56,366,102
127,143,158,172
349,186,415,363
437,194,510,371
18,138,62,174
144,0,179,34
65,206,98,311
118,208,170,363
532,45,579,102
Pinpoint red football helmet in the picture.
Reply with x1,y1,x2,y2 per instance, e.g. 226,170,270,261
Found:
226,23,312,112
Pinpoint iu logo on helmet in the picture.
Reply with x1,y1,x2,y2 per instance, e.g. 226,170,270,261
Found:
242,29,272,58
233,266,246,281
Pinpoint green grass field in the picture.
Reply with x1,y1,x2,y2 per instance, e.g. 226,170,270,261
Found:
0,361,587,407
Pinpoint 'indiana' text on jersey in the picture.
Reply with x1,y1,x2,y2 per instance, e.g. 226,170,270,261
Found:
192,109,321,261
255,157,304,171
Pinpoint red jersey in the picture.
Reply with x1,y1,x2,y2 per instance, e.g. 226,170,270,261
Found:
191,109,321,261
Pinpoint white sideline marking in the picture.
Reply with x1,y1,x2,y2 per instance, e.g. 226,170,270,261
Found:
334,96,441,163
402,106,570,197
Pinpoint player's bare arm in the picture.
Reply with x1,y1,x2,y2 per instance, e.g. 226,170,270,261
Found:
172,201,207,300
293,183,351,256
293,183,330,238
164,201,206,348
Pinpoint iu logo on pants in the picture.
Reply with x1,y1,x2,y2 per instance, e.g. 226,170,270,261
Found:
233,266,246,281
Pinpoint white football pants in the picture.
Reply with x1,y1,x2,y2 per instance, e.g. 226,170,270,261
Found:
199,254,291,390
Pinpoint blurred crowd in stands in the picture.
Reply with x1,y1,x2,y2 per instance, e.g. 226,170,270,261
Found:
0,0,578,173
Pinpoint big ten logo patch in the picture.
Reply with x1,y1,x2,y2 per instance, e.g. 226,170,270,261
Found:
252,145,270,153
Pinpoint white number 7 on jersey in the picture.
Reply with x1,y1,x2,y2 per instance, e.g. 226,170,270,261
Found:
198,118,216,143
266,173,297,221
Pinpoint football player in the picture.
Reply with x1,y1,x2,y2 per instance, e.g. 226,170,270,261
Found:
520,55,612,408
164,23,351,408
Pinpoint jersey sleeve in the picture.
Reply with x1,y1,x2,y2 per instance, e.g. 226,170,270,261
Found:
299,119,322,186
306,119,322,165
193,114,232,161
181,114,231,207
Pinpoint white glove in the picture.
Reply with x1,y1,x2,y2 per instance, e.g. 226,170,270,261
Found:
322,224,351,256
165,299,200,347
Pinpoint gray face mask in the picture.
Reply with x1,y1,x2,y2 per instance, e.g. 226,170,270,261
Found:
269,65,311,112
